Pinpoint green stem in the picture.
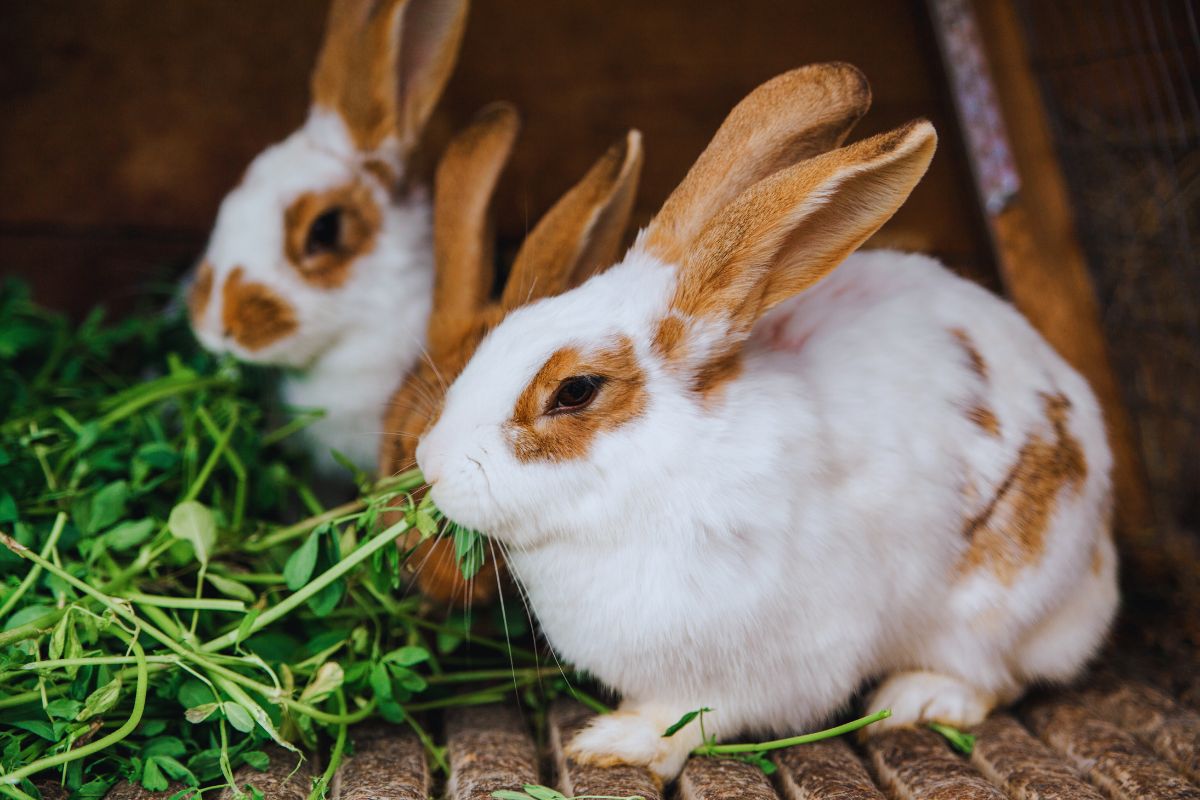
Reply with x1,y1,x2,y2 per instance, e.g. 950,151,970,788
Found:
566,686,613,716
401,708,448,774
0,512,68,620
425,667,564,684
185,405,238,502
23,655,177,670
0,663,173,711
405,616,539,662
0,786,36,800
0,637,148,786
100,538,176,595
261,410,324,446
245,470,423,553
0,687,61,711
198,408,249,529
0,609,66,649
207,570,285,585
97,376,226,430
125,592,245,612
308,691,349,800
405,687,513,712
694,709,891,756
134,603,189,645
201,517,412,652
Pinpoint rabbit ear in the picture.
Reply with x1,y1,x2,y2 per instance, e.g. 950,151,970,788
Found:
644,63,870,265
500,130,644,311
312,0,468,154
430,103,519,348
668,121,937,346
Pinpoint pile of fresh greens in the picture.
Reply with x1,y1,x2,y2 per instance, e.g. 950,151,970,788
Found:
0,280,584,800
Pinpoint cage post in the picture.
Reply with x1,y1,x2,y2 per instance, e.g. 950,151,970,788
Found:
927,0,1156,556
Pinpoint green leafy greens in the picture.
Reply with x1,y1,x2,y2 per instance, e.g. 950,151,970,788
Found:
0,280,558,800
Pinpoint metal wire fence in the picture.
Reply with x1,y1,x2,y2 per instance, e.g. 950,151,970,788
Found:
1015,0,1200,537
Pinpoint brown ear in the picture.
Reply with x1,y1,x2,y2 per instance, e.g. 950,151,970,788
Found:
393,0,470,147
312,0,468,154
644,63,870,265
500,130,643,310
672,120,937,340
430,102,519,350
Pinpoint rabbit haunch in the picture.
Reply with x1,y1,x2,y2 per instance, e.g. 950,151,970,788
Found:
416,65,1116,780
187,0,466,474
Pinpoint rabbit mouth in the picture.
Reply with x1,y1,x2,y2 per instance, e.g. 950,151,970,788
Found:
427,459,498,533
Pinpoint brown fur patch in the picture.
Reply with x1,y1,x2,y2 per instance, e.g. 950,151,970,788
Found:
283,182,381,289
311,0,466,153
221,267,298,351
432,104,518,325
311,0,398,151
379,309,503,474
950,327,989,381
960,392,1088,582
967,405,1002,437
506,337,646,463
692,349,743,399
652,315,687,362
188,260,213,323
362,158,398,192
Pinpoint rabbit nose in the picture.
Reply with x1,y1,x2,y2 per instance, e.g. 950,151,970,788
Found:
415,441,440,485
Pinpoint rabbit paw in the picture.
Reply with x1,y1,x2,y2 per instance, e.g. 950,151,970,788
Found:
865,670,996,734
566,709,696,781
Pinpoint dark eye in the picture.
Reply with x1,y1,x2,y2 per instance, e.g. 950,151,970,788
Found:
548,376,602,414
305,207,343,255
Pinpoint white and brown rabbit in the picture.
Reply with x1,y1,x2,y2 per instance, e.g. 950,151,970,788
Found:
415,64,1119,779
380,102,643,604
187,0,467,473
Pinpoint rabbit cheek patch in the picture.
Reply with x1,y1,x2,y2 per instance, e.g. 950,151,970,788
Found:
221,267,299,352
959,393,1087,583
283,184,381,290
187,261,214,323
506,338,646,463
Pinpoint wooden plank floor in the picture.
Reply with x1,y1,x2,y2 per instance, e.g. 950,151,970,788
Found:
72,656,1199,800
42,605,1192,800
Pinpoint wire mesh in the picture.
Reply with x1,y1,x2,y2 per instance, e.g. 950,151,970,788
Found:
1014,0,1200,537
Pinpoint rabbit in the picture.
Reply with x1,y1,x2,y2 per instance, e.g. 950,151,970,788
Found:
414,63,1119,780
379,102,643,605
186,0,468,474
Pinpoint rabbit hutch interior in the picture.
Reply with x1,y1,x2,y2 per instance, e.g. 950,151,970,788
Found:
1,1,1198,799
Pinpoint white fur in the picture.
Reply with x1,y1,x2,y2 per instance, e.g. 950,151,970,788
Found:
418,247,1118,779
191,110,432,473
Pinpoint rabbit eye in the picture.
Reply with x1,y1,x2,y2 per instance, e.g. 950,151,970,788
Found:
305,207,343,256
548,376,603,415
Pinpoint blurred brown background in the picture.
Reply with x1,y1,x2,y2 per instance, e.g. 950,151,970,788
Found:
1,0,1197,558
0,0,995,316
